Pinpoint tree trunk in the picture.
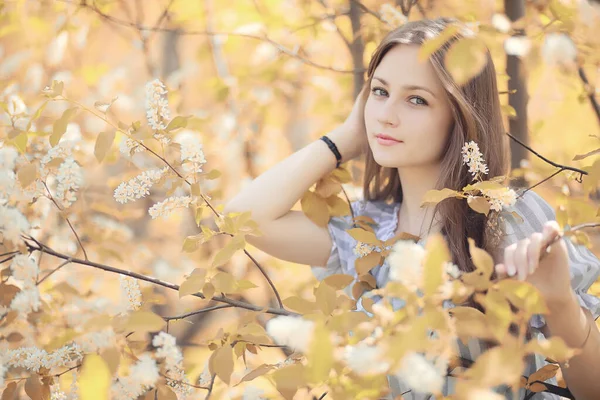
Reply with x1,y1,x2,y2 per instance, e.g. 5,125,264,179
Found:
505,0,529,188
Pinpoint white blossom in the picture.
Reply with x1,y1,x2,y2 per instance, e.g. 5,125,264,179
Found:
0,169,16,202
504,36,532,57
177,133,207,174
0,146,19,170
265,316,315,353
343,343,390,375
10,254,39,287
152,332,192,398
148,195,192,219
55,157,83,208
129,353,159,387
113,167,167,204
119,137,145,156
0,204,30,244
461,141,489,177
46,31,69,66
2,343,83,373
379,4,407,26
119,274,142,311
242,385,267,400
76,328,116,353
41,143,74,169
10,287,41,314
443,262,462,279
145,79,170,136
353,241,375,258
480,187,517,212
542,33,577,67
0,363,6,389
491,14,511,33
394,352,444,394
387,240,426,288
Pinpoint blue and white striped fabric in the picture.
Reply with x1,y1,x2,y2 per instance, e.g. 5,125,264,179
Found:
311,190,600,399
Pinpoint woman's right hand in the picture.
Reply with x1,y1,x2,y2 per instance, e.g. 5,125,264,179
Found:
329,83,370,162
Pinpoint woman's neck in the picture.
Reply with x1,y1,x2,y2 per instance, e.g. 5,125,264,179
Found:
396,165,443,238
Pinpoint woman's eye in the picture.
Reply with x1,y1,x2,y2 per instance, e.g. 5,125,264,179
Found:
409,96,428,106
371,87,388,97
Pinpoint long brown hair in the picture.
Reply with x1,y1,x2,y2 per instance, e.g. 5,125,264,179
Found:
361,17,510,273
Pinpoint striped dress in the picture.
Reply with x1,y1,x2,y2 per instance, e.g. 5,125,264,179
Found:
311,190,600,399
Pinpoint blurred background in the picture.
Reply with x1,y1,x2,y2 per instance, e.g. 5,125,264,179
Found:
2,0,600,397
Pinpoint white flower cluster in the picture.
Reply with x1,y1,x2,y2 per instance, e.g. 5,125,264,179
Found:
10,254,39,287
9,287,41,314
542,33,577,67
491,13,511,33
119,137,145,156
152,332,192,398
55,157,83,208
119,274,142,311
111,353,159,400
461,141,489,177
113,167,168,204
2,343,83,374
394,352,446,394
178,134,207,175
387,240,426,288
145,79,171,141
265,316,315,353
41,142,75,169
479,187,517,212
443,261,462,280
343,342,390,375
148,195,192,219
75,327,117,353
0,363,6,389
50,371,78,400
0,204,30,244
242,385,267,400
379,4,407,26
353,241,375,258
0,169,15,203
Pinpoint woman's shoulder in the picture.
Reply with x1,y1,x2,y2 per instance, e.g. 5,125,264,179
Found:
348,198,399,224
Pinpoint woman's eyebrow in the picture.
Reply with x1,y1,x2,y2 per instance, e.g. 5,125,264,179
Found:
372,76,437,99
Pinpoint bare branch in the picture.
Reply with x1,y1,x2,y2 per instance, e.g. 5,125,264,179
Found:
36,258,72,285
164,304,234,321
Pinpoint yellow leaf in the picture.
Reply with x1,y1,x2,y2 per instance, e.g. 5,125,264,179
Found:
100,347,121,376
449,307,494,342
315,177,341,198
17,164,37,188
1,382,17,400
445,38,488,86
203,282,215,300
525,337,579,363
211,272,236,294
497,280,548,315
157,385,178,400
528,364,559,385
305,322,333,383
94,131,115,163
24,375,49,400
212,235,245,267
468,238,494,279
272,364,304,399
421,188,461,207
355,251,382,275
204,169,222,180
236,279,258,290
478,290,512,341
209,345,234,384
165,116,189,132
467,196,491,216
315,282,337,315
11,131,28,153
122,310,166,333
301,191,330,227
181,236,200,253
330,166,352,183
423,233,450,296
79,354,110,400
237,364,275,385
283,296,318,314
418,24,460,62
179,275,205,298
347,228,379,245
323,274,355,290
326,195,351,217
50,107,78,147
501,104,517,118
464,345,525,387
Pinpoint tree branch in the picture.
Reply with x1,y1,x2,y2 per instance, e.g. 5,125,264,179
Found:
578,66,600,126
164,304,234,321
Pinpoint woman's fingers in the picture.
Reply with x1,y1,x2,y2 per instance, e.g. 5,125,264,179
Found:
504,243,517,278
514,238,530,281
527,232,543,275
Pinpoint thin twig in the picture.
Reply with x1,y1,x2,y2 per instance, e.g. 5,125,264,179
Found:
22,235,294,316
518,169,563,198
204,374,217,400
506,132,587,178
36,258,72,285
41,181,89,261
164,304,234,321
0,254,17,265
578,66,600,126
57,0,360,74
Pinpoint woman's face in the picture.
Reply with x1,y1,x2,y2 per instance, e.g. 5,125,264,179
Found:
364,44,454,170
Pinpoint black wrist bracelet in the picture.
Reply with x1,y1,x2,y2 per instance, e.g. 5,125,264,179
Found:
320,135,342,168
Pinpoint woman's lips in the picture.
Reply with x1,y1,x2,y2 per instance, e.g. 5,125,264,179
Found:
375,134,403,146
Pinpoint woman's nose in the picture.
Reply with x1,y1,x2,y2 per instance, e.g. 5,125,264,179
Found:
376,102,399,127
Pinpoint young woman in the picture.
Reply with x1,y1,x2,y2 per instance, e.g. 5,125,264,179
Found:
224,17,600,399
